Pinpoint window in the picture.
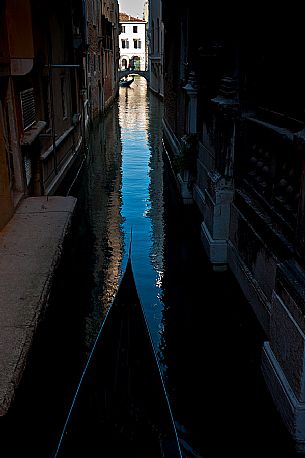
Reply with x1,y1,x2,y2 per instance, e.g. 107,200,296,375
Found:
20,88,36,130
42,76,50,128
92,0,97,26
133,39,141,49
87,54,91,74
121,25,125,33
151,20,155,53
133,25,137,33
97,1,100,32
105,53,108,76
121,39,129,49
60,76,67,118
24,153,32,186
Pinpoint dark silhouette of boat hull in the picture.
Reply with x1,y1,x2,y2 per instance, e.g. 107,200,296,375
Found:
52,257,182,458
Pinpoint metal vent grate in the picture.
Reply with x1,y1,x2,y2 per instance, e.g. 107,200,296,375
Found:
20,88,36,130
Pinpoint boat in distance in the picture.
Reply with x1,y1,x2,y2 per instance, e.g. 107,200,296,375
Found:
52,254,182,458
119,76,134,87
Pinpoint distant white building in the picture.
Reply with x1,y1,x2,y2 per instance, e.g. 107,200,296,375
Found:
119,12,147,71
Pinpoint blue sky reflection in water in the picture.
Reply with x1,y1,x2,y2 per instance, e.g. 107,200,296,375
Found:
119,76,165,352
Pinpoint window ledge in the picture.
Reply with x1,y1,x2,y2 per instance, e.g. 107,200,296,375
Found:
21,121,47,146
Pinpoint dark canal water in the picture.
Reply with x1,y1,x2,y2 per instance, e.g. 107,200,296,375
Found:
1,77,300,457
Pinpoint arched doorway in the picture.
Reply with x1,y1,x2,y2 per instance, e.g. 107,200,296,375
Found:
122,58,127,70
130,56,141,71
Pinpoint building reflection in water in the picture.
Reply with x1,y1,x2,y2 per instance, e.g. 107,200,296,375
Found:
74,75,166,356
118,76,165,351
80,104,124,352
147,92,165,336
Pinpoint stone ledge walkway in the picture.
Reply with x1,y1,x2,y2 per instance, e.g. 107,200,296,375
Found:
0,196,77,416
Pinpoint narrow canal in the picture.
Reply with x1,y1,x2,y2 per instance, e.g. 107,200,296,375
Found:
1,77,300,457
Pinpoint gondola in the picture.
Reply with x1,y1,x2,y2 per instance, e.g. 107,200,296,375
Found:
119,76,134,87
52,248,182,457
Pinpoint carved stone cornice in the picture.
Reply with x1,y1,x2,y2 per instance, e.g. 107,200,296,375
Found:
211,76,239,115
182,71,198,96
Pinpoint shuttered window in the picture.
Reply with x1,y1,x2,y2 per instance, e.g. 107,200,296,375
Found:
133,39,141,49
24,154,32,185
20,88,36,130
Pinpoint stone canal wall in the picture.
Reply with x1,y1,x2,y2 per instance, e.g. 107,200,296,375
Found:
0,196,76,416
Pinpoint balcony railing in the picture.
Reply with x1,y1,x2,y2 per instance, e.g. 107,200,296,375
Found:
239,116,302,234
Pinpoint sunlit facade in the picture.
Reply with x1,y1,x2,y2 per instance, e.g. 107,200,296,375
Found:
119,13,147,71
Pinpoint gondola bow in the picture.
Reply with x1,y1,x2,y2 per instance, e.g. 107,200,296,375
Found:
52,256,182,458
